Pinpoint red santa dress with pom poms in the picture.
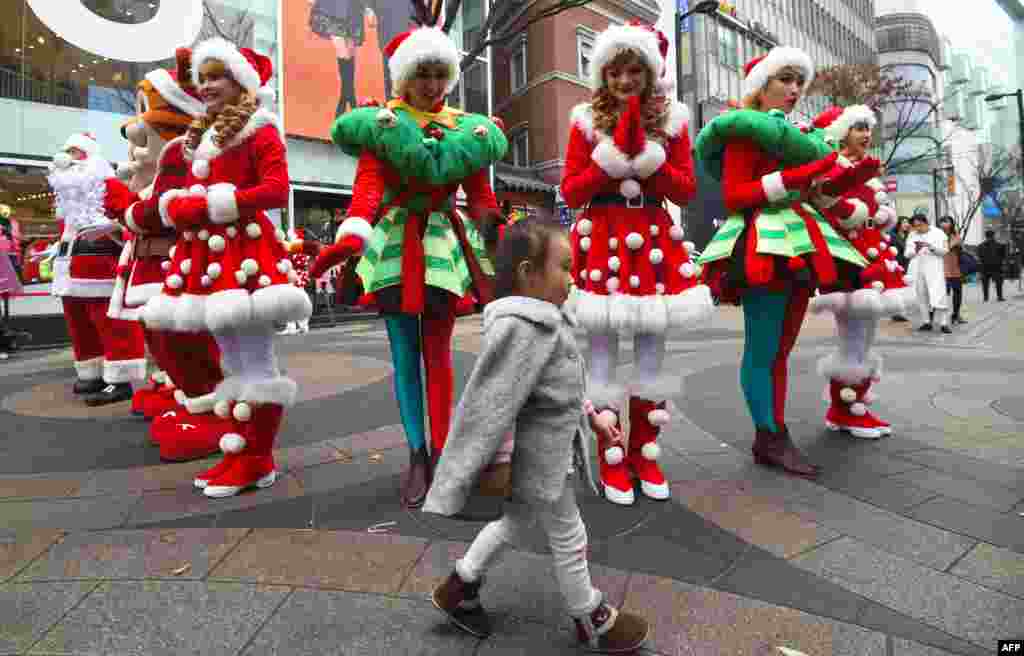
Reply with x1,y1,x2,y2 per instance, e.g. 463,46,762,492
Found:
811,150,916,441
564,100,709,334
144,108,310,335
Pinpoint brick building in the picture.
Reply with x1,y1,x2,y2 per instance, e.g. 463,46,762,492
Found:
489,0,662,225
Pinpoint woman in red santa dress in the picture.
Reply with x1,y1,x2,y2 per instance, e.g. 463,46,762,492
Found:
102,49,234,462
561,21,714,506
140,39,311,497
808,105,916,439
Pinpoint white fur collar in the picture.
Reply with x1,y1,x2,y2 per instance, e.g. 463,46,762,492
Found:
570,100,690,143
191,108,282,162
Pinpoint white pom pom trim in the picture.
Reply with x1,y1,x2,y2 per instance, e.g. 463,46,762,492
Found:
232,402,252,422
840,387,857,403
214,400,231,418
246,223,262,239
166,274,183,289
208,235,226,252
625,232,644,250
605,446,624,465
235,270,248,285
197,229,210,241
650,225,660,236
219,433,246,454
647,409,671,426
577,219,593,236
608,256,621,272
669,225,685,241
179,259,192,275
655,283,665,295
580,236,592,252
192,159,210,179
608,237,619,249
641,441,661,461
679,262,697,278
589,269,603,282
207,262,222,279
629,275,640,288
241,259,259,275
226,226,238,238
201,275,212,287
649,248,664,265
850,402,867,417
606,277,620,292
161,261,171,272
867,247,879,259
258,274,272,287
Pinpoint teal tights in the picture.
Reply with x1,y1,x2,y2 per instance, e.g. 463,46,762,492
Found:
740,290,789,433
385,314,426,452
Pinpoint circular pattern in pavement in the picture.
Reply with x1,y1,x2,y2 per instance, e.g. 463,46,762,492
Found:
2,351,393,419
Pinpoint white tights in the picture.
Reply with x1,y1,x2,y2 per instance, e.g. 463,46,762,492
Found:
588,332,666,392
214,325,280,382
835,314,877,369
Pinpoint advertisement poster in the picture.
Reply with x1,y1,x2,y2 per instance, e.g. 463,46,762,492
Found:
282,0,417,140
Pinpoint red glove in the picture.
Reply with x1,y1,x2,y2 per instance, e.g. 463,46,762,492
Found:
820,157,881,197
167,196,209,229
309,234,364,280
104,178,137,220
780,152,839,191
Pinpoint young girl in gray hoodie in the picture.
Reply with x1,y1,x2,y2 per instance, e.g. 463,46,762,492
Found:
423,217,650,653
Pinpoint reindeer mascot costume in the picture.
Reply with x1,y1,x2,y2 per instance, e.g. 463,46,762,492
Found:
47,133,147,406
807,105,916,439
102,49,231,462
562,22,714,505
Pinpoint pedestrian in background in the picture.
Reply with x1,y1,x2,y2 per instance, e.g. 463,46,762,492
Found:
939,217,966,325
978,229,1007,302
889,216,911,322
905,213,951,333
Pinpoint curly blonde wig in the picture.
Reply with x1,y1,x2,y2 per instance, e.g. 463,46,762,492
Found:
592,50,670,141
186,60,259,152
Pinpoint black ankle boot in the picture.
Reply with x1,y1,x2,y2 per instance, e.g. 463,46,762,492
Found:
432,570,491,637
84,382,133,406
73,378,105,395
400,446,431,508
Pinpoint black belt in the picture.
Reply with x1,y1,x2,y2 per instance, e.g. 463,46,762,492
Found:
58,241,121,257
588,192,664,208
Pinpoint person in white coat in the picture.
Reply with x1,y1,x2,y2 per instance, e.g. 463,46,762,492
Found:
904,214,950,333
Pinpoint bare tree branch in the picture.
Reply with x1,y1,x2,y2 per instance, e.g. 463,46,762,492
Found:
943,144,1018,239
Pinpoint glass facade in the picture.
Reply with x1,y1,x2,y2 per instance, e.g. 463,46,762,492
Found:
0,0,491,252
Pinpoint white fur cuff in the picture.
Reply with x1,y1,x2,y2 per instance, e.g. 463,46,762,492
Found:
762,172,788,203
337,217,374,249
838,199,870,230
592,140,633,179
632,141,667,179
206,183,240,224
125,202,143,234
158,189,186,229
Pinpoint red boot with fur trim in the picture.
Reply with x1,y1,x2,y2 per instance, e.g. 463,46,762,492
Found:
132,372,169,416
142,386,179,419
595,408,634,506
824,380,882,439
856,379,891,436
202,401,281,498
627,398,670,500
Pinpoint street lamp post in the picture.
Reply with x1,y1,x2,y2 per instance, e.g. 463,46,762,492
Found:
932,165,954,221
984,89,1024,263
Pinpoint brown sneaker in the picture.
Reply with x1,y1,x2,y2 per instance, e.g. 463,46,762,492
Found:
431,570,492,638
400,447,432,508
574,602,649,653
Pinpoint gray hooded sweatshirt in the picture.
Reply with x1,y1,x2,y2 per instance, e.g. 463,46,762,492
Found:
423,295,598,515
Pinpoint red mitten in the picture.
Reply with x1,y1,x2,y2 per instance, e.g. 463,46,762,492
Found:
167,196,209,228
820,157,881,197
310,235,363,280
104,178,137,221
781,152,839,190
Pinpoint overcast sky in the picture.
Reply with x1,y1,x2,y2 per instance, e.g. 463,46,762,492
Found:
906,1,1016,86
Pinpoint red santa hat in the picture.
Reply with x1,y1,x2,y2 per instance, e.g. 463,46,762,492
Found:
742,46,814,97
590,21,670,93
62,132,101,158
813,105,877,143
143,48,205,118
191,38,275,107
384,27,461,97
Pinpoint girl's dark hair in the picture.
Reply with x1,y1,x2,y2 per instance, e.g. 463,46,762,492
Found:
493,216,566,299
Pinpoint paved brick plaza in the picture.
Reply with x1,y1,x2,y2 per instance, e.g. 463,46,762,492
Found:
1,283,1022,655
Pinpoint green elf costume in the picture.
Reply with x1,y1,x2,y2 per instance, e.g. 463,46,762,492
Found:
309,4,507,507
696,47,878,477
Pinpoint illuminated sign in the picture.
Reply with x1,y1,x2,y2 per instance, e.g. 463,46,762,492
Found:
718,1,738,17
26,0,203,62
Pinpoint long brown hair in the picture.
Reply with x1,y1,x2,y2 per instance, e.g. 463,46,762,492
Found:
592,51,670,140
185,60,258,151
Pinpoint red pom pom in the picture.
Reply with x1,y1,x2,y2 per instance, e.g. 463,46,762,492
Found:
357,98,381,107
788,256,807,271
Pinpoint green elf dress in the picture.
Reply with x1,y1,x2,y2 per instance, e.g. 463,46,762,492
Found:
325,97,507,501
695,107,867,477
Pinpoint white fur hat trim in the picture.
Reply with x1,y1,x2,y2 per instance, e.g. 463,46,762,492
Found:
590,24,664,92
825,104,878,142
388,27,461,96
743,46,814,97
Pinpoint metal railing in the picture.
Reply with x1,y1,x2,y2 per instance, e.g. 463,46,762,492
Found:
0,65,87,110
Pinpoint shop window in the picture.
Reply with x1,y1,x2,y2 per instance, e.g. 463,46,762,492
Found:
577,28,594,80
507,129,529,167
510,38,526,93
717,25,739,69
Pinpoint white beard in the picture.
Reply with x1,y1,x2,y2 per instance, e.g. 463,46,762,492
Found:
48,156,116,235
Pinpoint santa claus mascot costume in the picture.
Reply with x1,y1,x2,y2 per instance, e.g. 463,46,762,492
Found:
306,0,506,508
807,105,916,439
47,133,147,405
140,38,311,497
561,22,714,506
696,48,878,477
101,48,232,462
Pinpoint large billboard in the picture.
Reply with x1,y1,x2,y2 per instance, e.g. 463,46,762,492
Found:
283,0,416,141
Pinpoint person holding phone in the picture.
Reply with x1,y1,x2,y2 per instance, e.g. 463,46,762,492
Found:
905,213,950,333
